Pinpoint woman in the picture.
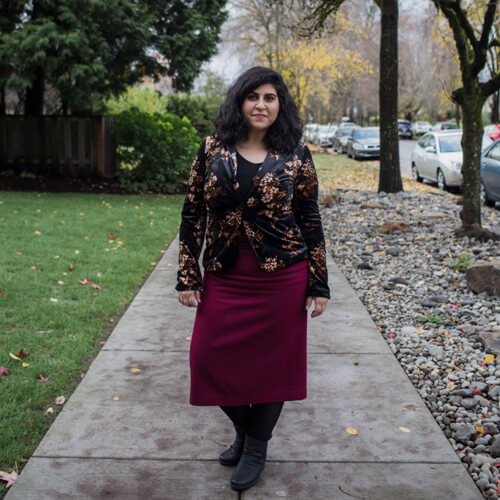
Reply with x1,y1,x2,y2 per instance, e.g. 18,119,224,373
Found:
176,66,330,491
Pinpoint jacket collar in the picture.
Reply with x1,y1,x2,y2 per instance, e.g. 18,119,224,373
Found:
226,143,285,200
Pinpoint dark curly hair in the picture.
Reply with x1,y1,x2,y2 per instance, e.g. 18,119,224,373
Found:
214,66,303,154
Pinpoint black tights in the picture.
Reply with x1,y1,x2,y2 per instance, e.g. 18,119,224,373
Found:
220,402,284,441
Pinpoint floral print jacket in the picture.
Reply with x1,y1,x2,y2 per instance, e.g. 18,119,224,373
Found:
176,136,330,299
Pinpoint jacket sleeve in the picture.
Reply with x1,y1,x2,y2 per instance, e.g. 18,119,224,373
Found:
293,145,330,299
176,139,208,291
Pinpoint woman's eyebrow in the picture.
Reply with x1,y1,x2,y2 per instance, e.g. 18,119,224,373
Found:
249,91,277,97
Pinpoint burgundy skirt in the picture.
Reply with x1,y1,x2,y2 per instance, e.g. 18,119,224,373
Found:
189,236,308,406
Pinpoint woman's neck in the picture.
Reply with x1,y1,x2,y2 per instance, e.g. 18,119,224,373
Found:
236,133,268,163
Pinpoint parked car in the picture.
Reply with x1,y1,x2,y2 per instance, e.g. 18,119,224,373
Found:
316,124,337,148
398,119,413,139
346,127,380,160
431,121,460,131
411,130,491,190
412,121,432,135
480,139,500,206
484,124,500,142
303,123,319,144
332,124,355,153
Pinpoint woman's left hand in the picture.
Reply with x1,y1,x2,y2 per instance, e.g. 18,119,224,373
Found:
305,296,328,318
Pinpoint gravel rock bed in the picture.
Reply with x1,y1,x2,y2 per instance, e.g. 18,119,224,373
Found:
322,189,500,499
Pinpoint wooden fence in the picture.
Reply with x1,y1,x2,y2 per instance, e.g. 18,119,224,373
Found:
0,116,116,178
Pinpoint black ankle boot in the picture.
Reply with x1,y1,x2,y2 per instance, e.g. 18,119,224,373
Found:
219,424,246,466
230,435,268,491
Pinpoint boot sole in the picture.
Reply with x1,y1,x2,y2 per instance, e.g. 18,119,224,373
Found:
219,457,239,466
231,476,260,491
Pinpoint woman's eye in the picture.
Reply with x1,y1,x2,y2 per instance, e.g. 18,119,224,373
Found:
247,94,257,100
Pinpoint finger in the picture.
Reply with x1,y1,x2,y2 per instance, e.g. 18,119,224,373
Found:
305,296,312,310
311,299,326,318
195,290,202,304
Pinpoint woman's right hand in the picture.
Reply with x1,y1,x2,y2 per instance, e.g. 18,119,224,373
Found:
178,290,202,307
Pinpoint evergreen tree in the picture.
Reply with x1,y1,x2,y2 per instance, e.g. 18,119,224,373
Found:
0,0,228,115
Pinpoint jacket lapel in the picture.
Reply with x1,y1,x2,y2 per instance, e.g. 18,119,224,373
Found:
225,144,286,201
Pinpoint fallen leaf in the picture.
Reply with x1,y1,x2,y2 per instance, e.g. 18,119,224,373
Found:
399,426,411,433
30,266,36,270
57,281,64,285
0,290,5,296
50,298,58,303
108,232,117,240
387,333,395,338
79,277,91,285
130,368,141,374
472,386,482,396
9,352,21,361
69,263,74,271
0,470,18,488
346,427,358,436
21,362,29,368
475,426,485,435
353,361,359,365
481,354,495,366
33,230,41,235
36,329,54,334
55,395,65,405
15,251,22,255
0,366,8,376
46,407,54,414
16,349,30,359
113,396,120,401
38,375,49,382
91,284,103,291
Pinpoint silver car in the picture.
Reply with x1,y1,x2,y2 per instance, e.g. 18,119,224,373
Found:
411,131,464,189
346,127,380,160
411,131,492,190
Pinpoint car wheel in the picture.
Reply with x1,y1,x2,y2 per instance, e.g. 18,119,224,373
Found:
481,182,495,207
436,168,447,191
411,163,422,182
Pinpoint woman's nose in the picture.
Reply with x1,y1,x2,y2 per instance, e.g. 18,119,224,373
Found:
255,98,265,108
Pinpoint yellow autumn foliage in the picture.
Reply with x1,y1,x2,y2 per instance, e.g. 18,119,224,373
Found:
275,37,373,114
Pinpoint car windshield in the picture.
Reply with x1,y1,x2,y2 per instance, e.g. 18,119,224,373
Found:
355,129,379,140
341,129,353,136
438,134,462,153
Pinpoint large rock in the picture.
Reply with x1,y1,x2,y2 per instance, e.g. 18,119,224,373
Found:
465,260,500,297
380,221,410,234
478,330,500,355
319,193,341,207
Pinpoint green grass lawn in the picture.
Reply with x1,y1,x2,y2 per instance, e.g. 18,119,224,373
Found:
0,191,183,487
313,151,436,193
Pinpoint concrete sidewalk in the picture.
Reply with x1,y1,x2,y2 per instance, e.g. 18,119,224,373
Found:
6,236,482,499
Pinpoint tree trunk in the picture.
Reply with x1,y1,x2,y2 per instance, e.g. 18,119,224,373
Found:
491,91,499,124
25,66,45,116
455,102,461,127
0,85,5,115
458,88,484,231
378,0,402,193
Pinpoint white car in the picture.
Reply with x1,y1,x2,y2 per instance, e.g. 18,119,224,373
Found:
412,121,431,135
411,131,492,190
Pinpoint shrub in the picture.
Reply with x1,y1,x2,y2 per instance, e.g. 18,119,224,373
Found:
450,252,474,272
105,87,165,114
113,108,200,193
164,94,223,138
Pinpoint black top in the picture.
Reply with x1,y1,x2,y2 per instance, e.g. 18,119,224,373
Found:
236,151,262,199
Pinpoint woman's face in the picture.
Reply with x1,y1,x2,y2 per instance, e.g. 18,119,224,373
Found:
241,83,280,134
